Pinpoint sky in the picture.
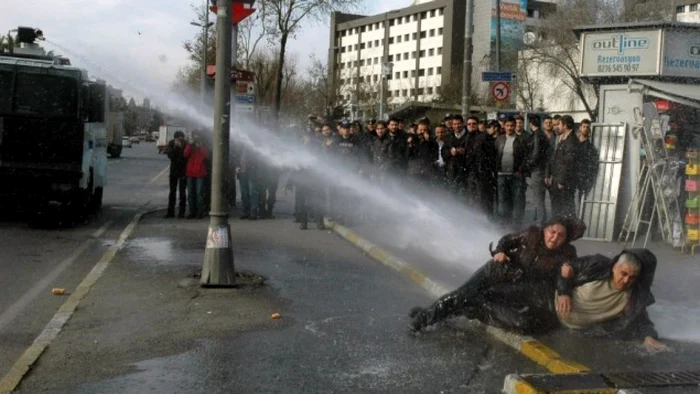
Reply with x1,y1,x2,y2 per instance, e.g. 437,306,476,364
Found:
0,0,409,101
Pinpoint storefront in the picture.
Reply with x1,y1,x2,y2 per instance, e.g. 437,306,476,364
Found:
573,22,700,249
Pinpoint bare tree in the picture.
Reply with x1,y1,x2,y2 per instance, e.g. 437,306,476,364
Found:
260,0,362,127
238,12,268,69
178,3,217,91
516,50,542,112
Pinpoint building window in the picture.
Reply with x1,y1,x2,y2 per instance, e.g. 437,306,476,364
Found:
677,5,685,13
410,88,415,95
438,27,443,35
403,52,409,60
404,33,410,41
402,89,408,97
411,51,416,59
412,32,417,40
429,29,435,37
437,47,443,55
388,54,394,62
428,68,434,76
341,47,346,53
353,61,358,66
390,19,395,26
403,70,408,78
429,48,434,56
417,87,424,95
387,90,392,98
411,70,416,77
373,75,378,83
359,76,365,83
430,10,436,17
394,89,400,96
354,44,358,50
435,86,441,94
347,46,352,52
418,69,425,76
395,71,400,79
341,30,346,37
691,4,698,11
437,66,442,75
361,43,366,49
360,59,365,66
374,57,379,64
361,26,366,32
375,39,379,46
438,8,444,16
389,37,394,44
406,16,411,23
419,50,426,58
397,36,402,43
397,17,402,24
368,41,372,48
527,9,536,18
421,11,427,19
420,31,426,39
427,87,433,94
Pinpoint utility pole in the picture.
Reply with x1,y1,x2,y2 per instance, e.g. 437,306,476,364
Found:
379,62,392,121
496,0,502,72
461,0,474,118
201,0,235,287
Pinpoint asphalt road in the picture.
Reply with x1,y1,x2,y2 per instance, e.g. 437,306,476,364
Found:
0,141,170,381
1,144,546,393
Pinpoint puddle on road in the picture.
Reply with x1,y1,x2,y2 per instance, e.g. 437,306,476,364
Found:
127,237,175,264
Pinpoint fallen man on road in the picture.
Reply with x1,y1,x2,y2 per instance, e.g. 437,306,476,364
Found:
409,248,667,351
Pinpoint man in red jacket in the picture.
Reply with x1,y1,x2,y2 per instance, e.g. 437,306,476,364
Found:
183,132,209,219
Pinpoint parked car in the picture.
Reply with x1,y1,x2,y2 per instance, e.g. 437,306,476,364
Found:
129,136,140,144
122,136,132,148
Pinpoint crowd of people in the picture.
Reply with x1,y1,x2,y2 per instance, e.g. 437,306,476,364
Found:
286,113,599,230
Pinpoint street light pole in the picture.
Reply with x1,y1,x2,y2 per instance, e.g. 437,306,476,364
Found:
201,0,235,287
461,0,474,118
191,3,214,109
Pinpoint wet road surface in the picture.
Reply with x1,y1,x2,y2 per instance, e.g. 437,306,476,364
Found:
0,142,170,381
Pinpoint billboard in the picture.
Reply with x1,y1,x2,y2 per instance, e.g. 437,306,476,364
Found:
662,30,700,78
490,0,528,70
580,30,662,77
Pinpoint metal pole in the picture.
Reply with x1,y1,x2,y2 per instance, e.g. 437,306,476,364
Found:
230,23,238,119
200,1,210,107
495,0,501,72
461,0,474,118
379,70,384,120
201,0,235,287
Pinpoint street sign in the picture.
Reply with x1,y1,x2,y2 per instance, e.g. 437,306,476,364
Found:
235,82,255,94
210,1,256,24
482,72,513,82
492,82,510,102
234,94,255,105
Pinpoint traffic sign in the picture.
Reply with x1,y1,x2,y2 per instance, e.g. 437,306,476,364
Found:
210,1,256,24
492,82,510,102
235,82,255,94
482,72,513,82
234,94,255,105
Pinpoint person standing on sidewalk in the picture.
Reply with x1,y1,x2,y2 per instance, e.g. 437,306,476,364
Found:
237,143,261,220
528,116,553,225
546,115,581,218
183,132,209,219
495,118,528,227
165,131,187,219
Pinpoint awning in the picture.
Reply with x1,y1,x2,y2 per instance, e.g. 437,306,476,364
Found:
629,79,700,109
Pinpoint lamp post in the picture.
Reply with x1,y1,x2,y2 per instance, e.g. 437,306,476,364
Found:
200,0,255,287
190,2,214,108
379,62,393,121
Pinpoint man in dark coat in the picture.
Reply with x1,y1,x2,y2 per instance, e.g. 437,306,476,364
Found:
165,131,187,218
546,115,580,218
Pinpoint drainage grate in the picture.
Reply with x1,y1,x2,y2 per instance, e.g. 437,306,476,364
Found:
603,370,700,388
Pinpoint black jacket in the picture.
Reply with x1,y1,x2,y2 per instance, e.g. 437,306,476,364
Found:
556,249,658,340
547,132,580,187
166,139,187,177
527,128,553,173
495,134,529,175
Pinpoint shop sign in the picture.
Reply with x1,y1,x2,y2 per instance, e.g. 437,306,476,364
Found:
580,29,662,77
661,30,700,78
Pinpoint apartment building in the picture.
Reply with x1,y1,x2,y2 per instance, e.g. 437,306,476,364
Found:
627,0,700,22
326,0,556,118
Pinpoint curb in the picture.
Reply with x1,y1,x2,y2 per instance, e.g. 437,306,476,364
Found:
324,219,590,377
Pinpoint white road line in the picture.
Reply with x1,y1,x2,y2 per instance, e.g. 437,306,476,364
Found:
0,211,149,393
0,221,112,333
149,165,170,185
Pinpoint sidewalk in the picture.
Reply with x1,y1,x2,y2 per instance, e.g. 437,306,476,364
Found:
13,207,543,393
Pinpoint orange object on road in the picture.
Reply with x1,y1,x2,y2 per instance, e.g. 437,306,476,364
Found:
52,288,66,295
270,313,280,320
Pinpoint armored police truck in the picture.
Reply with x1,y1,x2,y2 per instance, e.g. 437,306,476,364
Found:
0,27,108,217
